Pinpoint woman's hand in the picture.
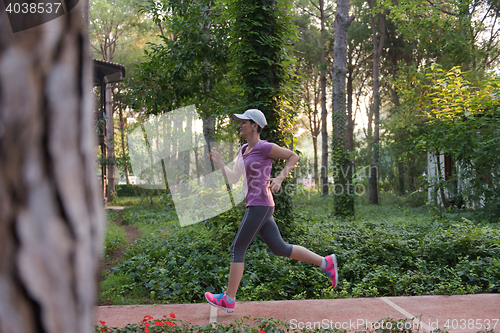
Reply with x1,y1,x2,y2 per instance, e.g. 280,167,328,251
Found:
208,146,223,167
266,176,284,193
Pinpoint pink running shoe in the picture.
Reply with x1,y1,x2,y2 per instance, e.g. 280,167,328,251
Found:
205,290,235,313
322,254,338,288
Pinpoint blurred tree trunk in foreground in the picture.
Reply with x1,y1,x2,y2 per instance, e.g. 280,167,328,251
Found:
0,5,104,333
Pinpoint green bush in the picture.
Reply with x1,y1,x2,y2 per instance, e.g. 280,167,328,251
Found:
95,315,497,333
99,272,149,305
104,210,126,256
99,195,500,305
115,184,157,197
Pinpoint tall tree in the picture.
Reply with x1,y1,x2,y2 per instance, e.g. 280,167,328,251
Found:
132,0,231,116
293,13,324,189
0,6,104,333
385,0,500,70
229,0,297,223
297,0,335,196
345,0,372,152
332,0,355,215
301,80,322,188
90,0,157,202
90,0,153,62
200,5,217,185
114,90,131,184
380,0,500,199
381,16,414,196
130,0,233,197
82,0,90,54
367,0,385,205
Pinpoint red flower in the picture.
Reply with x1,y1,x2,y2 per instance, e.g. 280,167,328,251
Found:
142,315,153,322
99,321,106,326
144,328,150,333
154,321,163,327
260,331,265,333
163,315,167,318
165,321,175,327
170,313,176,319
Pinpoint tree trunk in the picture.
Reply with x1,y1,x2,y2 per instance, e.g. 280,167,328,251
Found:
303,78,321,190
118,94,130,184
313,136,319,189
368,1,385,205
172,115,180,185
408,153,417,192
0,7,104,333
82,0,91,60
229,117,235,159
194,133,201,185
320,0,329,196
397,161,405,195
366,98,373,139
82,0,90,31
346,60,355,152
184,110,192,180
106,84,115,203
163,114,173,187
332,0,355,216
435,151,449,209
202,113,215,186
232,0,294,223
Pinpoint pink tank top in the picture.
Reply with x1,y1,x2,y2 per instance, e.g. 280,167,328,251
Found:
237,140,275,207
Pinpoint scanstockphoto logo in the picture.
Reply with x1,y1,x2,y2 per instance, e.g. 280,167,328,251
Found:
127,105,246,227
3,0,79,33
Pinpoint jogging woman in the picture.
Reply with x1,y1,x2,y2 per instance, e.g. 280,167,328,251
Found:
205,109,338,313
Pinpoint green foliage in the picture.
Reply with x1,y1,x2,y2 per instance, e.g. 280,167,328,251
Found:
111,221,230,303
204,204,246,249
95,316,333,333
223,0,299,224
90,0,159,67
99,272,149,305
95,314,464,333
380,0,495,68
331,133,355,217
116,185,156,197
104,210,127,256
392,65,500,216
225,0,298,112
131,0,232,116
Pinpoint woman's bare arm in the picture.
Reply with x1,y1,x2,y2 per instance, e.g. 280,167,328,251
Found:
208,147,243,184
267,144,299,192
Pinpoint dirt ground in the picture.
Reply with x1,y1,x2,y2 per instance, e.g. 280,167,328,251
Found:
99,212,142,277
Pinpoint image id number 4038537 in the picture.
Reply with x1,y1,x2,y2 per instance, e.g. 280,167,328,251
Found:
5,2,62,14
443,319,499,330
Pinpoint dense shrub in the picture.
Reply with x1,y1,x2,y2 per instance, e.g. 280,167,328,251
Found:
115,185,161,198
104,210,126,256
99,196,500,305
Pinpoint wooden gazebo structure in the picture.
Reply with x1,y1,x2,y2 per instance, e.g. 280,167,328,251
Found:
93,59,126,203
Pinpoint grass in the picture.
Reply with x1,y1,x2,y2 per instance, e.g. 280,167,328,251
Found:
99,271,148,305
99,192,500,305
108,196,144,208
104,210,127,257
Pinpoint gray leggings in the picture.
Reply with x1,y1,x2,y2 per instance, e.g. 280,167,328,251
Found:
231,206,293,262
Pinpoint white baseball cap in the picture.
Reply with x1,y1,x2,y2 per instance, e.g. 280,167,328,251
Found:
233,109,267,128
